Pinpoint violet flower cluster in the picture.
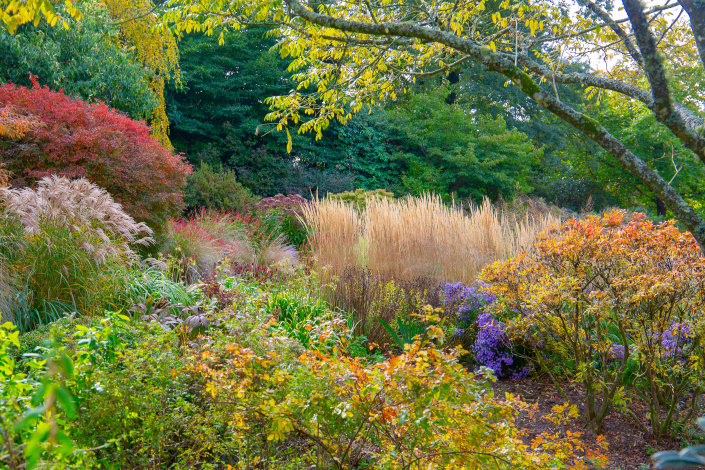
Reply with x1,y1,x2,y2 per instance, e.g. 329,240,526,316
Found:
660,321,694,359
473,313,532,380
442,281,495,336
442,281,530,379
604,321,693,363
607,344,626,362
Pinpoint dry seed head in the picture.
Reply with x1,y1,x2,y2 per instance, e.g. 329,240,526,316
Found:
0,176,153,263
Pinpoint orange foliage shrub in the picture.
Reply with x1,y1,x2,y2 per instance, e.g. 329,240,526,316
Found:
189,326,608,469
482,211,705,437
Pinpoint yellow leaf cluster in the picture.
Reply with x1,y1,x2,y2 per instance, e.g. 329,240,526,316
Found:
102,0,180,146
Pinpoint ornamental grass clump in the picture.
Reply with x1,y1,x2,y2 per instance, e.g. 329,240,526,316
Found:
301,196,361,275
303,193,559,284
163,210,246,283
1,175,153,260
163,209,299,284
0,176,153,329
482,210,705,437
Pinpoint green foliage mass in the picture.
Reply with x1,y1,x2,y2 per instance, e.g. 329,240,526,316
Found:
167,30,552,202
167,29,404,197
0,4,156,121
387,86,543,201
441,61,622,212
570,96,705,217
185,161,259,213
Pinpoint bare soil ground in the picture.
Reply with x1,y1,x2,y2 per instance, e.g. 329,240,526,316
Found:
492,377,699,470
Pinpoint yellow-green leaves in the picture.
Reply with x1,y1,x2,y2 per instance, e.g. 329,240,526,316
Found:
1,0,81,34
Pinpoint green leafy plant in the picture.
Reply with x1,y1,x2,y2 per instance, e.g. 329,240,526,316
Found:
253,194,310,246
266,290,345,348
185,161,259,213
328,188,394,210
379,314,426,350
0,321,85,469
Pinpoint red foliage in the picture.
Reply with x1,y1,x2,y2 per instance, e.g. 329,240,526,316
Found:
0,76,192,229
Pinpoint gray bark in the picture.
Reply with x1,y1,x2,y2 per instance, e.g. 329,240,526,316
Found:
678,0,705,70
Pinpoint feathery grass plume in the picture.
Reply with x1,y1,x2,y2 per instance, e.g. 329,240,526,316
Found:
0,168,22,323
0,175,153,262
163,211,243,284
300,195,363,277
163,209,300,284
305,193,560,284
0,176,153,328
229,232,298,270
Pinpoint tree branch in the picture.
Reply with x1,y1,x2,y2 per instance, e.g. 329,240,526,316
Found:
623,0,672,115
579,0,645,66
622,0,705,162
677,0,705,69
283,0,705,252
532,2,680,46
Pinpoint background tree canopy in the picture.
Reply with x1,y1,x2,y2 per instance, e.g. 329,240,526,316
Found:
0,4,155,120
2,0,704,240
167,29,548,202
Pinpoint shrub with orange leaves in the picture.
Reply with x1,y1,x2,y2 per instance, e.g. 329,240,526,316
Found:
189,327,607,469
481,210,705,437
0,105,39,141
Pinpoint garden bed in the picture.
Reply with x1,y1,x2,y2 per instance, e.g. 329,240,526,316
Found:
494,377,703,470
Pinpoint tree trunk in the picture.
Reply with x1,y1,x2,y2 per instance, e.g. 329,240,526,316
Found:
655,198,667,217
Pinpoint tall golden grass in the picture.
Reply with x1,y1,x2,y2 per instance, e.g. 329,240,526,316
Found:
302,194,561,284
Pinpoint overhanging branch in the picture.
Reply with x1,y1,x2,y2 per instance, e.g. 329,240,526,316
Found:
282,0,705,251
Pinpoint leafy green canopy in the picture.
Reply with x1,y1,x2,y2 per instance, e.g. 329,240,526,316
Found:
387,86,541,200
168,29,541,201
167,30,402,197
571,96,705,216
0,5,155,121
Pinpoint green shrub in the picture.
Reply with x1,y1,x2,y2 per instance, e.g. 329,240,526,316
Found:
4,278,606,469
252,194,309,246
2,322,87,469
68,321,197,469
185,161,259,213
191,328,603,469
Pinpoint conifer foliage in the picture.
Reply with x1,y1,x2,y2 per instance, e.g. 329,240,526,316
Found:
0,77,192,229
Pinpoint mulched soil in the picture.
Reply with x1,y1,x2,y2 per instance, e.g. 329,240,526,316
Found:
492,377,693,470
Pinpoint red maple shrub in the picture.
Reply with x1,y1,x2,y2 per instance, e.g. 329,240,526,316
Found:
0,76,192,230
